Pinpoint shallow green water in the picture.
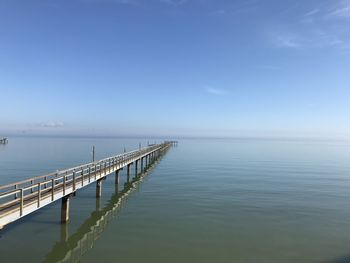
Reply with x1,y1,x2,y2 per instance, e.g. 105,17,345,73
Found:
1,137,350,262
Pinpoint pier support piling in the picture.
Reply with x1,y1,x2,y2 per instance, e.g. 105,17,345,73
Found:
127,164,131,182
135,160,138,176
96,196,101,211
127,164,131,176
61,194,72,224
115,170,120,185
96,179,103,198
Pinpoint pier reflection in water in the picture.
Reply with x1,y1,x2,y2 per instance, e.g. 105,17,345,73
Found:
43,154,165,263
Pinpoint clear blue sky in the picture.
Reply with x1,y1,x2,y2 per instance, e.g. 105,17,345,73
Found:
0,0,349,138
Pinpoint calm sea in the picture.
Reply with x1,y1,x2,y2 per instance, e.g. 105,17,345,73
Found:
1,137,350,263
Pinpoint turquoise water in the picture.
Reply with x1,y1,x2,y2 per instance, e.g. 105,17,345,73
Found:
1,137,350,262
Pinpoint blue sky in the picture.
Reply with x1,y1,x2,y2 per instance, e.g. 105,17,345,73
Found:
0,0,350,138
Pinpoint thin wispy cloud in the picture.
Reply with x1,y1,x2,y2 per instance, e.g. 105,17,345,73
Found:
256,65,280,70
158,0,188,6
270,30,349,50
267,0,350,51
327,0,350,18
304,8,320,17
79,0,137,5
114,0,133,3
79,0,186,6
329,7,350,17
205,87,226,96
270,33,303,49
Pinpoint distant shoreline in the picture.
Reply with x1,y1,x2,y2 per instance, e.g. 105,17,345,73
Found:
2,133,350,142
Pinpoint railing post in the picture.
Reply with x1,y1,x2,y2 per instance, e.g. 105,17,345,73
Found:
51,179,55,201
88,166,91,183
20,188,24,216
63,174,66,196
14,184,18,199
37,182,41,207
73,170,76,192
81,169,84,187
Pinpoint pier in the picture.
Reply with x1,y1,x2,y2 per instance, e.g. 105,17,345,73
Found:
43,156,163,263
0,138,8,144
0,141,176,229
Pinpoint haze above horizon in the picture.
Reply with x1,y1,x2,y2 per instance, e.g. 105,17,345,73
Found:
1,0,349,138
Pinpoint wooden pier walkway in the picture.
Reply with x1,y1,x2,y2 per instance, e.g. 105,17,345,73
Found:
0,141,176,229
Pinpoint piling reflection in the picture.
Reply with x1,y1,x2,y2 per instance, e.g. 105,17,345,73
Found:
42,153,166,263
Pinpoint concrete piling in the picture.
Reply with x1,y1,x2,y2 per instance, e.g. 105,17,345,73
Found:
135,160,138,176
96,179,103,198
127,164,131,182
61,194,72,223
115,170,120,185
